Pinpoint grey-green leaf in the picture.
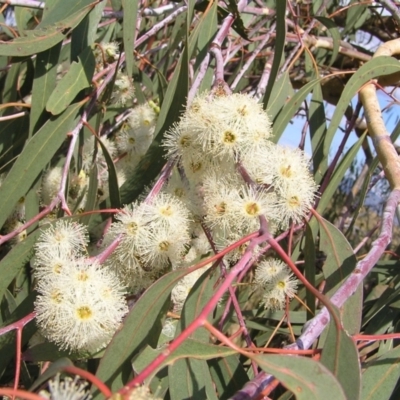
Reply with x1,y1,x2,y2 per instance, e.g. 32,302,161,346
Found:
46,47,95,115
253,354,346,400
361,345,400,400
0,101,83,229
320,306,361,400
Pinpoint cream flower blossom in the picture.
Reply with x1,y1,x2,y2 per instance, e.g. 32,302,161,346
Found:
35,260,128,352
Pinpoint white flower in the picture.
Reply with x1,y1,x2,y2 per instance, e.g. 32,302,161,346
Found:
163,122,197,159
161,318,177,338
260,291,286,311
128,103,157,133
273,182,317,227
137,224,190,269
266,270,298,299
94,41,119,64
142,193,191,231
164,168,190,201
254,258,287,286
171,265,211,311
202,175,238,231
41,167,62,205
33,248,77,282
40,373,91,400
35,220,89,258
112,73,135,105
231,185,275,229
181,92,272,160
127,386,162,400
115,105,156,155
35,260,128,352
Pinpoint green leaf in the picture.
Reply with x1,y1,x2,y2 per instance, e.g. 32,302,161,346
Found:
0,113,29,167
0,292,37,378
309,82,327,184
46,46,95,115
95,136,121,209
319,217,357,295
38,0,98,29
318,216,361,334
93,267,194,397
272,78,324,141
263,0,286,108
0,3,95,57
29,358,74,391
176,267,217,342
29,42,63,135
114,19,189,207
71,1,106,60
15,6,34,33
319,57,400,176
266,72,293,121
24,342,84,363
133,339,236,375
0,101,83,229
169,359,218,400
315,17,340,67
320,306,361,400
304,223,316,318
80,163,98,225
0,231,39,301
317,131,367,215
121,0,138,78
361,345,400,400
194,0,218,63
253,354,346,399
208,355,249,400
1,63,19,108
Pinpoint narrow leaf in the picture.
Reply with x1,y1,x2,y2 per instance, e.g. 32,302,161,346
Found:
121,0,138,78
93,267,194,397
0,5,94,56
361,345,400,400
253,354,346,399
46,47,95,115
272,78,324,141
266,72,293,121
320,306,361,400
318,216,361,334
176,267,217,342
0,101,83,229
0,231,39,301
309,82,327,184
315,17,340,67
263,0,286,108
319,57,400,175
95,136,121,209
169,359,218,400
30,42,62,135
208,355,249,400
133,340,236,375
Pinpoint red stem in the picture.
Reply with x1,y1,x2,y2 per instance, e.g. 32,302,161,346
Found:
118,229,269,394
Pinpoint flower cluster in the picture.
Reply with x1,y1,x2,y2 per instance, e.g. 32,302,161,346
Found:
161,91,317,309
103,193,192,289
39,102,157,212
163,91,318,266
39,374,91,400
34,220,128,353
254,258,298,310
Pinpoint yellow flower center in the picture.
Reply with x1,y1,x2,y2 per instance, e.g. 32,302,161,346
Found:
76,306,92,320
